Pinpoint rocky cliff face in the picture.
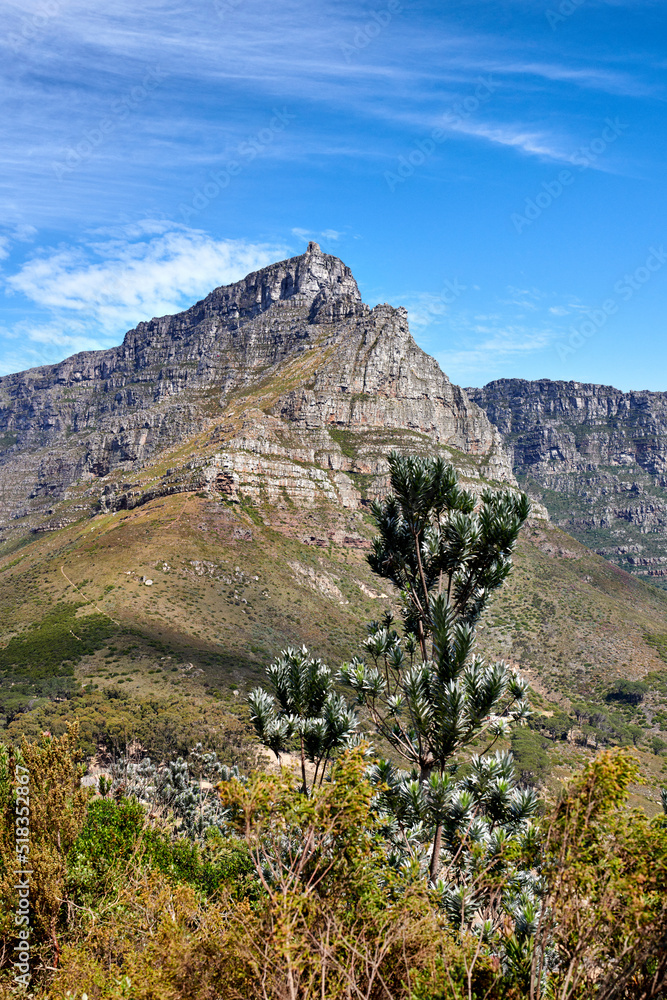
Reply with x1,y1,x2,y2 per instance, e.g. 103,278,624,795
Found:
468,379,667,586
0,244,512,541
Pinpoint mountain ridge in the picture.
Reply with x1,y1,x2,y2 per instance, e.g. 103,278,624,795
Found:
0,245,511,543
468,377,667,587
1,254,667,803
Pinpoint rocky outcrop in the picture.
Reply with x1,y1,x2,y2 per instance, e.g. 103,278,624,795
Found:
0,245,512,539
468,379,667,586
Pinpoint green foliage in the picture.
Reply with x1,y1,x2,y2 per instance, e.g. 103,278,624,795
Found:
3,688,254,765
535,749,667,998
368,451,530,646
68,798,257,902
0,603,114,680
566,700,644,750
248,646,357,793
542,711,571,741
0,725,90,965
410,946,519,1000
606,679,648,704
343,609,531,780
342,453,532,888
0,604,115,723
510,727,550,786
627,723,645,747
44,747,447,1000
1,738,666,998
327,426,357,459
645,632,667,664
67,796,146,893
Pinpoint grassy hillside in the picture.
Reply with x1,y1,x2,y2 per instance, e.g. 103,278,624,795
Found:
1,478,667,808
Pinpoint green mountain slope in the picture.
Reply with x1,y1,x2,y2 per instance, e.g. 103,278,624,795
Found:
1,250,666,809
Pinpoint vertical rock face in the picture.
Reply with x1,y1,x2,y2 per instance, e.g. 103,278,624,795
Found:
468,378,667,586
0,246,513,539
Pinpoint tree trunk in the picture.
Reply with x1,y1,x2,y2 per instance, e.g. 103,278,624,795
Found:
300,735,308,795
416,618,428,662
429,821,443,884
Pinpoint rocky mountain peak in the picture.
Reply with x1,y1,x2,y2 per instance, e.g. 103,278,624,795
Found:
115,245,365,369
0,249,514,537
194,243,362,328
247,242,360,308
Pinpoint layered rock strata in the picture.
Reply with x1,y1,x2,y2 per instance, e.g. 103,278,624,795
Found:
468,378,667,586
0,244,512,540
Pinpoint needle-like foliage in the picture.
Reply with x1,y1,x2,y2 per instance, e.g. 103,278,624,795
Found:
368,451,530,653
248,646,357,794
341,451,533,891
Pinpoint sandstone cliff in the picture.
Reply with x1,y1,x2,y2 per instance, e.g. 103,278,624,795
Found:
0,244,511,541
468,378,667,586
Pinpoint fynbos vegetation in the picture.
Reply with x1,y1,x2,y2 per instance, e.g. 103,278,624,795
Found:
1,454,665,998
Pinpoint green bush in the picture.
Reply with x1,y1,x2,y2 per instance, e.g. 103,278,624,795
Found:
606,679,648,705
511,727,550,786
68,798,258,902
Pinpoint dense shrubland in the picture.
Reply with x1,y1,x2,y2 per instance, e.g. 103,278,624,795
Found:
1,454,666,998
0,729,666,998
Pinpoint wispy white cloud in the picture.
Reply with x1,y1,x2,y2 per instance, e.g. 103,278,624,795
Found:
0,0,652,217
395,291,453,329
1,222,286,373
436,325,555,380
6,221,285,332
291,226,344,245
485,60,655,98
0,223,36,264
0,318,112,375
447,120,575,164
407,281,593,383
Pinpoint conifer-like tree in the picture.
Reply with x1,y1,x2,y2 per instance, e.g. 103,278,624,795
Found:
248,647,357,794
340,451,534,885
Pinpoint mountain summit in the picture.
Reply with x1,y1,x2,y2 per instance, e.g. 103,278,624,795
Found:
3,252,667,792
0,246,511,539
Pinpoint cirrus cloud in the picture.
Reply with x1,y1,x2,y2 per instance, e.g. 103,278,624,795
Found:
0,221,287,374
6,221,286,332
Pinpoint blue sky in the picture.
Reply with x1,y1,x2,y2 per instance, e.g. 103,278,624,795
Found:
1,0,666,390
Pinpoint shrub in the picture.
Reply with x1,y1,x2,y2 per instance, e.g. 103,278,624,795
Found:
533,749,667,999
511,727,550,786
0,725,90,967
606,679,648,705
68,798,257,903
